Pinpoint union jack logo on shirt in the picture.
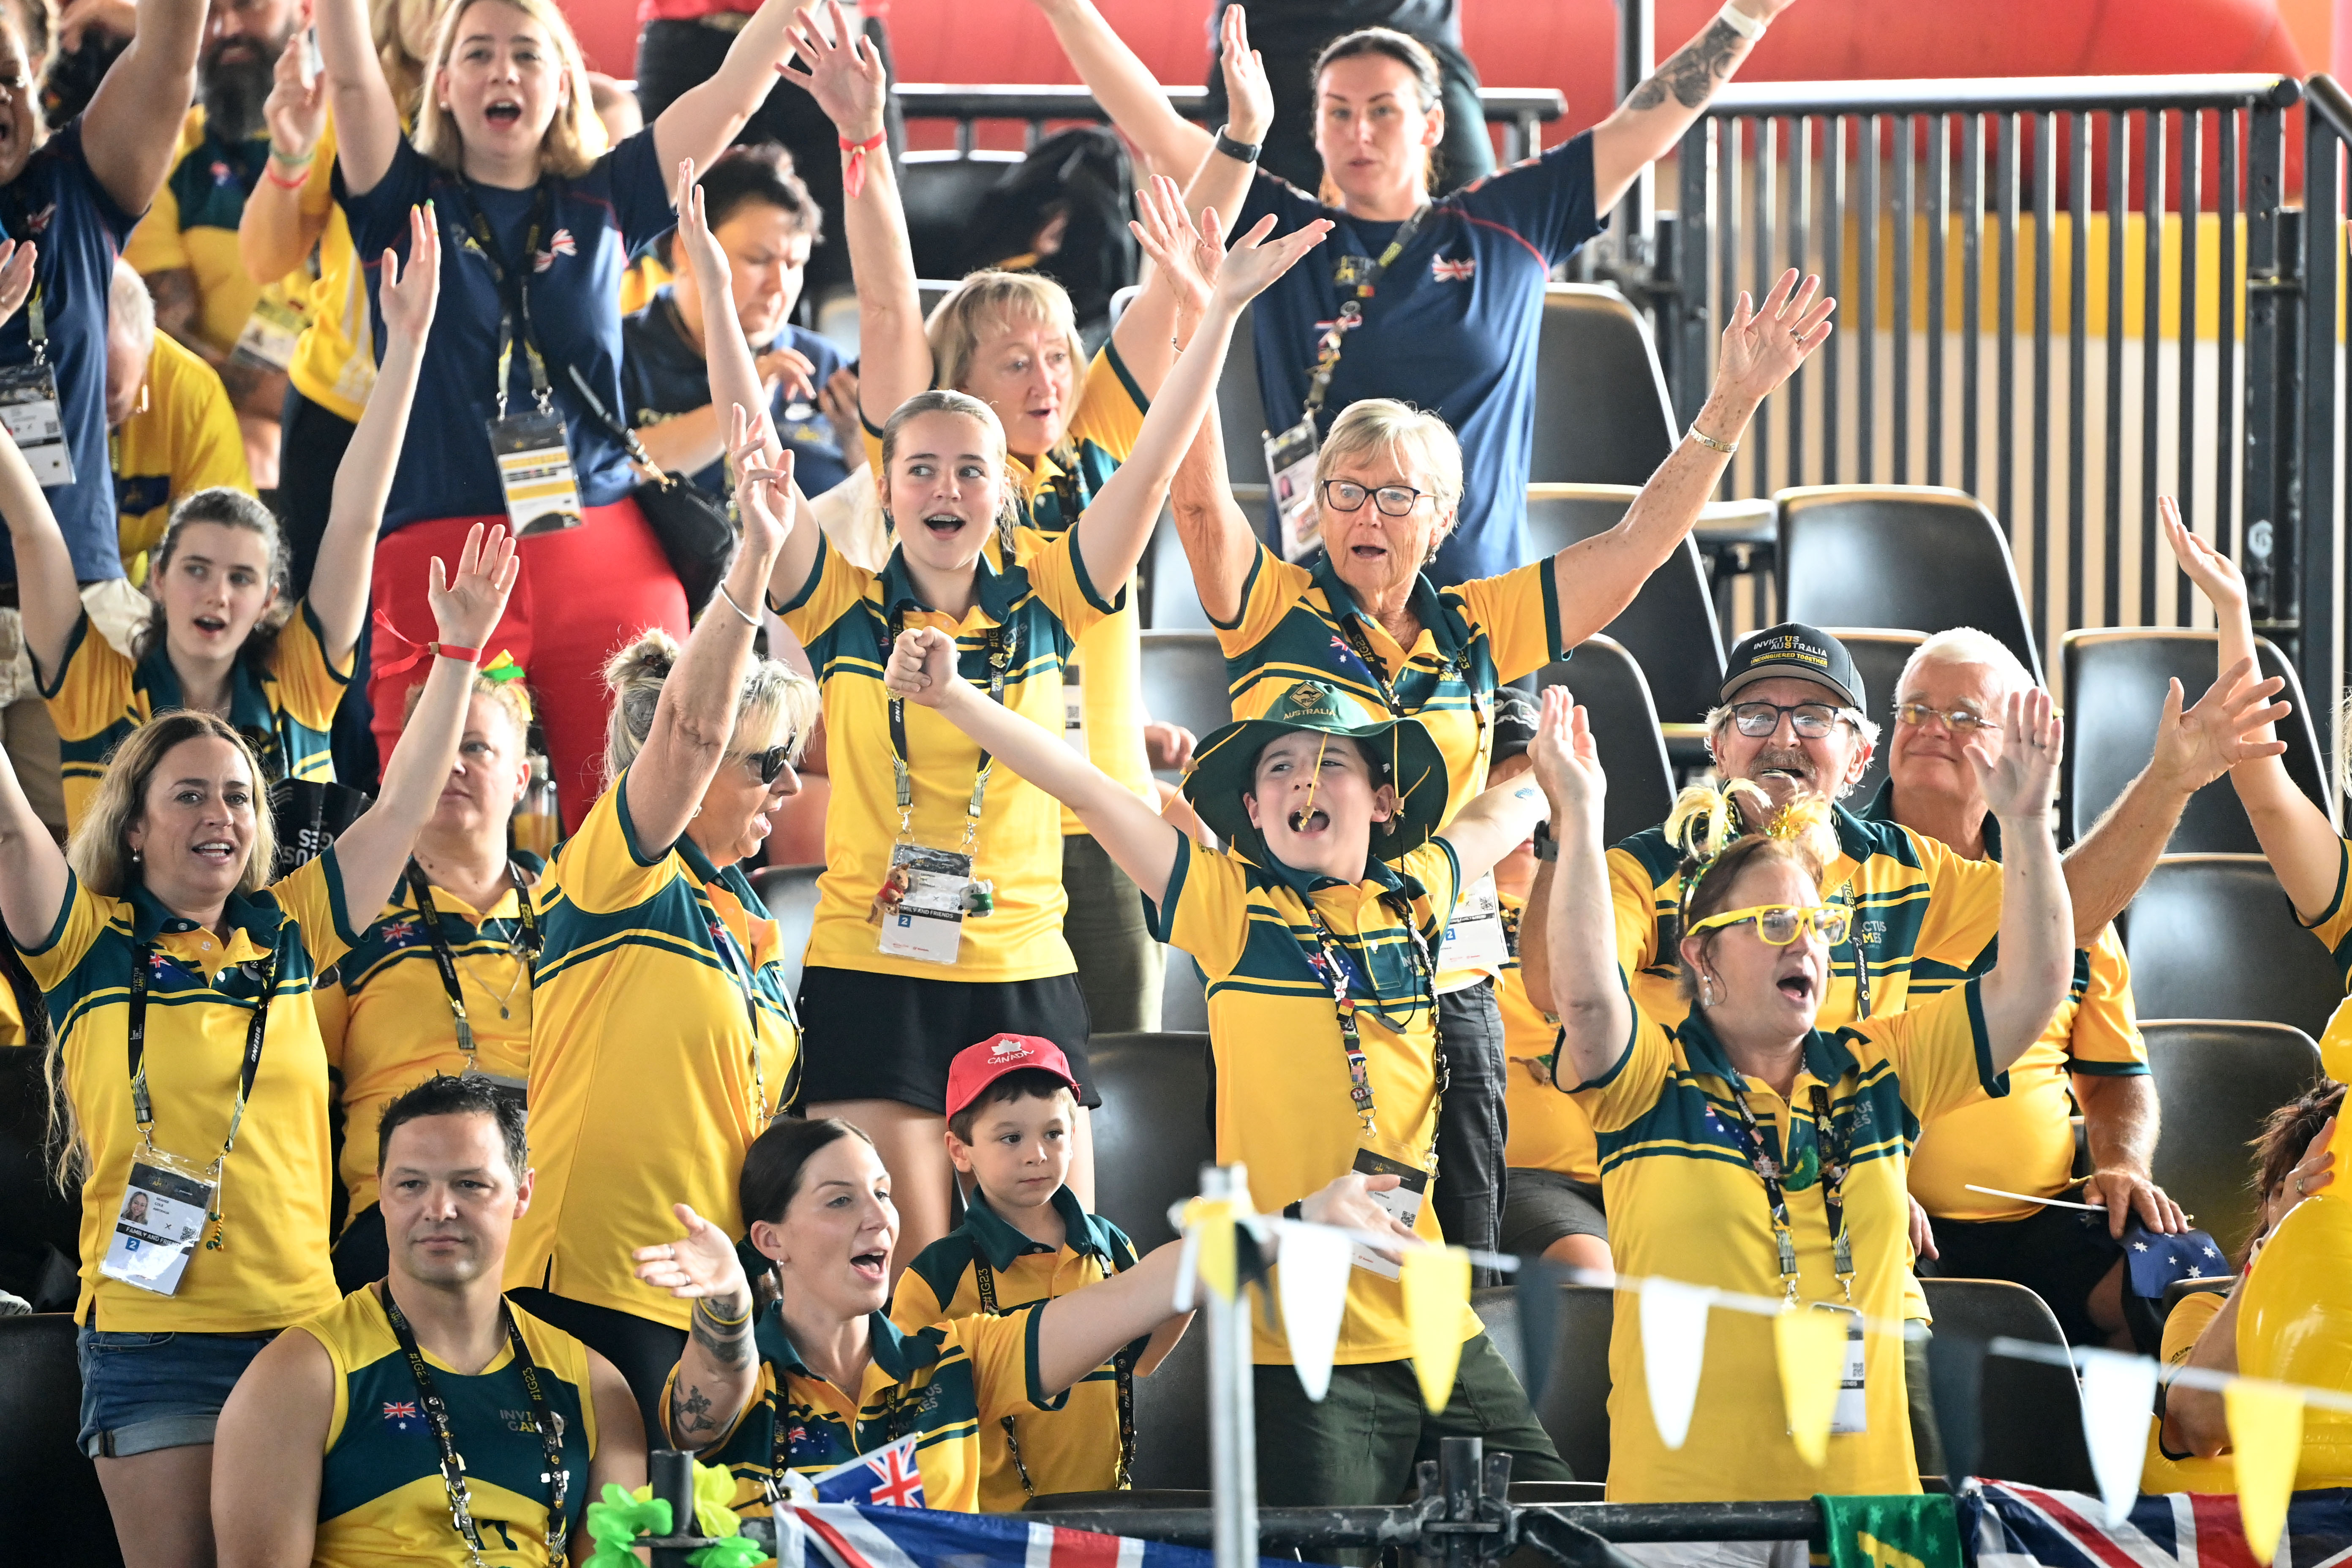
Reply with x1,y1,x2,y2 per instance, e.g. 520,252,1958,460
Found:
1430,256,1476,282
378,918,420,947
210,160,235,185
533,228,578,272
147,950,177,977
1330,634,1357,667
381,1400,424,1434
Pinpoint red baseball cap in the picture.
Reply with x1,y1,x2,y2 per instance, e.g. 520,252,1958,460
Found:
944,1034,1081,1122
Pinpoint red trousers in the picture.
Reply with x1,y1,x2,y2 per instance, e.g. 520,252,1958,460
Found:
369,499,690,831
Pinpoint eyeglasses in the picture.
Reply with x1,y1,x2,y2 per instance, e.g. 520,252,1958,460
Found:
1727,701,1854,739
739,745,792,785
1687,903,1852,947
1320,479,1430,518
1895,702,1995,734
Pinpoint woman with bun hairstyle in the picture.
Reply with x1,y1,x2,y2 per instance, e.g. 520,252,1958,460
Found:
502,369,817,1440
316,0,817,826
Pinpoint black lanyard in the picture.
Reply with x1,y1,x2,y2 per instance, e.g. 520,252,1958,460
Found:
127,938,279,1248
1719,1074,1857,1304
880,611,1013,851
1831,878,1871,1020
1301,205,1431,422
1336,614,1487,775
765,1353,923,1503
1298,889,1445,1147
973,1254,1137,1494
383,1288,571,1567
699,876,787,1124
447,177,556,419
403,861,541,1061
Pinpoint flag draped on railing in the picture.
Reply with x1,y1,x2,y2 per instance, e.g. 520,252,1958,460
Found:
1954,1481,2352,1568
770,1503,1287,1568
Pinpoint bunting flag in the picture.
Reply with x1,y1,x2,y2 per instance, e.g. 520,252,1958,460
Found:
1179,1198,1238,1305
1774,1308,1847,1467
2226,1381,2306,1563
2076,1348,2159,1524
1275,1220,1353,1402
1401,1245,1470,1412
1638,1278,1711,1450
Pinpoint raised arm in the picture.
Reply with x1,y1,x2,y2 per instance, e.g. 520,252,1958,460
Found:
308,207,438,667
0,717,69,951
1028,0,1216,183
1550,270,1831,644
1178,7,1273,232
650,0,808,177
210,1329,334,1568
1532,690,1633,1087
885,626,1183,907
314,0,403,194
79,0,205,215
1589,0,1788,214
1438,759,1553,890
330,526,520,916
632,1203,762,1453
0,325,80,681
1968,689,2074,1071
1170,370,1263,626
2165,499,2339,915
240,39,332,286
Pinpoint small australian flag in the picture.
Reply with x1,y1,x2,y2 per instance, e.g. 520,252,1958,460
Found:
381,1400,425,1436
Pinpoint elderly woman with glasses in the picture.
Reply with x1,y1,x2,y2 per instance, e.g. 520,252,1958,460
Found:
1169,269,1832,1273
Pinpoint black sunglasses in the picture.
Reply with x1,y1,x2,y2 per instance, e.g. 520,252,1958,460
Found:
741,745,791,785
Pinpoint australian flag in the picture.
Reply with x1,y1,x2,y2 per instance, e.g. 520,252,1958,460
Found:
1957,1479,2352,1566
380,1400,425,1437
811,1436,926,1508
767,1502,1290,1568
2122,1226,2230,1295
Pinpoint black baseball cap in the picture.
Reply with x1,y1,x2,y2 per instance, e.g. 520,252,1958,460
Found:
1489,686,1538,766
1721,623,1866,713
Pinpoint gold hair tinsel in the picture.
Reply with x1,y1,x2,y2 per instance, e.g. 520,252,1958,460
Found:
1668,781,1832,917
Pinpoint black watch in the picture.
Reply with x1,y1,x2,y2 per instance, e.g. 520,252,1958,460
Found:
1215,126,1262,165
1282,1200,1305,1220
1532,822,1560,863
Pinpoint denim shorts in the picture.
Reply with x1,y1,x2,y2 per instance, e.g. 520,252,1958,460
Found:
75,1326,276,1458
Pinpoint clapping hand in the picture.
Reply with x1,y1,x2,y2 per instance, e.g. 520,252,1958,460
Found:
377,206,442,345
1208,211,1334,310
1218,5,1275,145
264,28,329,161
1968,686,2061,822
1130,174,1217,325
729,404,794,560
885,625,965,708
673,157,730,286
779,0,889,142
1529,685,1603,837
426,523,520,651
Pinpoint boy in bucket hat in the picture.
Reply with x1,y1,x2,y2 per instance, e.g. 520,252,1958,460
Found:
884,623,1573,1506
890,1034,1175,1510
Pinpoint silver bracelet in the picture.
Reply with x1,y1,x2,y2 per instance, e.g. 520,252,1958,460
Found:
1689,425,1740,455
714,581,760,628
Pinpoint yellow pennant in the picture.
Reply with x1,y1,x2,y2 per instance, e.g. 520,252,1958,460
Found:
2226,1381,2305,1564
1182,1198,1238,1302
1775,1309,1847,1468
1401,1245,1470,1412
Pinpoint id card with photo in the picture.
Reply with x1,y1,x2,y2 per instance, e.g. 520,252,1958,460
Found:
0,362,74,485
1348,1143,1431,1280
1263,416,1322,563
1436,874,1508,980
1816,1302,1868,1435
231,296,307,373
1060,658,1086,757
876,842,973,964
100,1152,214,1296
489,409,583,536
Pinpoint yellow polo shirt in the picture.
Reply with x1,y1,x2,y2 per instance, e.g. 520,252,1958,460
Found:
2140,1287,2233,1494
686,1303,1057,1516
2297,838,2352,1078
124,104,306,360
112,332,253,570
1499,891,1601,1185
315,860,540,1223
772,531,1118,983
508,772,800,1327
20,850,360,1332
1575,982,2004,1502
289,116,378,423
1146,835,1483,1365
890,1184,1142,1510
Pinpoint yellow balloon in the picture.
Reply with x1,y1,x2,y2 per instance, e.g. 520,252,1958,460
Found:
2320,1000,2352,1088
2237,1192,2352,1489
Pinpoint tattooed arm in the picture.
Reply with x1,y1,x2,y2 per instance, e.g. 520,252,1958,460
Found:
633,1202,763,1452
1590,0,1791,212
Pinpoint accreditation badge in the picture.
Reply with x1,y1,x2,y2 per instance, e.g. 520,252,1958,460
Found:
1263,414,1323,563
231,295,307,373
100,1151,214,1296
1815,1302,1869,1435
1348,1139,1432,1280
488,409,584,536
1435,874,1508,980
872,842,976,965
0,362,73,485
1060,656,1086,757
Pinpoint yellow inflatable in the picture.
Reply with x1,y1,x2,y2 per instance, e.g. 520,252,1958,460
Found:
2237,1190,2352,1489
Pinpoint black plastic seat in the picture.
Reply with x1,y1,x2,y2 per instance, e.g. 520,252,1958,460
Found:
1529,1283,1614,1486
2061,629,2334,852
897,150,1023,280
1533,637,1674,847
1083,1032,1214,1251
1137,631,1233,780
1529,285,1677,486
1522,484,1726,727
1472,1284,1526,1389
746,863,822,999
1817,626,1927,809
1219,301,1268,475
1918,1277,2096,1492
2121,856,2344,1039
2141,1021,2325,1258
1776,486,2044,684
0,1315,121,1566
1160,956,1209,1033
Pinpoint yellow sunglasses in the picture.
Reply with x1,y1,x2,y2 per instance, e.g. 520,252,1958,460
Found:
1686,903,1851,947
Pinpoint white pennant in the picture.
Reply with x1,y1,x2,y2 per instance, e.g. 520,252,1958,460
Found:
1276,1220,1354,1402
1639,1278,1712,1449
2077,1348,2159,1524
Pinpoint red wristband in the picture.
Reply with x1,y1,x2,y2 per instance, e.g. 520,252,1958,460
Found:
839,131,886,200
434,642,482,664
262,164,308,190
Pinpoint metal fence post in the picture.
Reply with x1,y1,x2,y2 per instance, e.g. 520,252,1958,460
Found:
2245,98,2294,631
1200,1164,1257,1568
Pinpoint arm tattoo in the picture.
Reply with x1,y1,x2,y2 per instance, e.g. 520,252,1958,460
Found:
674,1382,720,1436
691,1295,754,1368
1625,19,1745,112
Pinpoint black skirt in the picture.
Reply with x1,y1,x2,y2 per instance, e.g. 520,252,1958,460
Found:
795,966,1099,1112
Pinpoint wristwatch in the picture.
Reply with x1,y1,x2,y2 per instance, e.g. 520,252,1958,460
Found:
1532,822,1560,863
1215,126,1262,165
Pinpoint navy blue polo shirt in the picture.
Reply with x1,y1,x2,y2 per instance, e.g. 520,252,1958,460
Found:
619,286,849,499
338,130,674,532
1239,131,1600,586
0,120,140,584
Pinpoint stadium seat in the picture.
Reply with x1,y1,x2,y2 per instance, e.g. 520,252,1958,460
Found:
1218,302,1268,481
1138,631,1233,782
1160,956,1209,1033
1473,1284,1526,1388
1529,286,1678,486
1522,484,1726,727
1817,627,1927,809
1083,1032,1214,1251
897,150,1023,280
2142,1021,2325,1259
746,864,822,1001
1140,501,1209,631
2060,629,2333,853
2121,856,2344,1039
1775,487,2044,684
0,1314,120,1567
1534,637,1675,847
1918,1278,2096,1492
1530,1283,1614,1485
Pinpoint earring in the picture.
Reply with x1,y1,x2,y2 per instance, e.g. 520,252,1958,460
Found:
129,848,141,864
1699,975,1715,1008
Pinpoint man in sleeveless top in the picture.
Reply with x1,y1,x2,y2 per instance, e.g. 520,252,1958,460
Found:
212,1075,646,1567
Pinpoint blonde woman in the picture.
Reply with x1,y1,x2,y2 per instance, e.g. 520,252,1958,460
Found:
316,0,811,827
0,523,514,1568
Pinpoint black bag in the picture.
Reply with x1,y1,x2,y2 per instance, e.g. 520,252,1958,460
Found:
566,364,739,618
967,125,1139,332
268,776,373,879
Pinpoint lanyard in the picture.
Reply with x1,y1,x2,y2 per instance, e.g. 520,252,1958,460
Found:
1831,878,1871,1020
1720,1074,1857,1305
1336,614,1487,774
1301,204,1431,422
1297,891,1445,1148
880,611,1013,852
448,177,557,419
403,861,541,1062
973,1255,1136,1493
765,1353,924,1503
383,1289,571,1568
127,939,279,1247
700,882,789,1124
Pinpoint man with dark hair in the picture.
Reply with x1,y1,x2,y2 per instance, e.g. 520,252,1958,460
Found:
211,1075,645,1567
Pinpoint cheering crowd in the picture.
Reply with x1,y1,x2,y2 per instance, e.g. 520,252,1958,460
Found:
0,0,2343,1564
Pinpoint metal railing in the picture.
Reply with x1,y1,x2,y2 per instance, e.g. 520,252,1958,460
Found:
893,82,1567,163
1651,74,2317,704
2300,75,2352,765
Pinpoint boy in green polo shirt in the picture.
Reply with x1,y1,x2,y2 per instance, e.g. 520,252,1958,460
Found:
890,1034,1175,1509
